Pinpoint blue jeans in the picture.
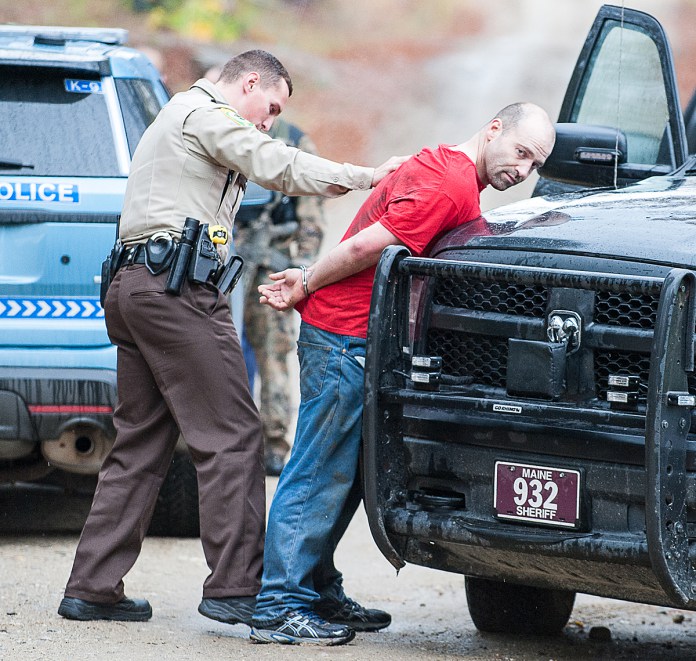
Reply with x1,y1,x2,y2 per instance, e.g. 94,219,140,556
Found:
253,322,366,622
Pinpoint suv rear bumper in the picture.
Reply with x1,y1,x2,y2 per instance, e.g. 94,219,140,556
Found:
0,364,116,479
0,365,116,439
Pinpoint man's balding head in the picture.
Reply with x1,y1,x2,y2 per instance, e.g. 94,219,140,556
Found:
478,102,556,190
495,102,555,144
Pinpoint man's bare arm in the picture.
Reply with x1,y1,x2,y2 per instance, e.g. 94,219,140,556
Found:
258,222,400,311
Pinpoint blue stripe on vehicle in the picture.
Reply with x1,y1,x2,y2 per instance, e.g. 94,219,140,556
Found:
0,297,103,319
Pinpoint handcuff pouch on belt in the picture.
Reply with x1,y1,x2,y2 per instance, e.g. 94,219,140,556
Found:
144,232,176,275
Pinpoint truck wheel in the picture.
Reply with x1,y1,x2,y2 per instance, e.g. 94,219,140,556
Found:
149,452,200,537
465,576,575,635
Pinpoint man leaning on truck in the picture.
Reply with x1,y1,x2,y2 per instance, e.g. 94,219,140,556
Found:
252,102,556,645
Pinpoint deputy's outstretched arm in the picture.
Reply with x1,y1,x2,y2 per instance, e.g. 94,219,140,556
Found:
187,104,409,198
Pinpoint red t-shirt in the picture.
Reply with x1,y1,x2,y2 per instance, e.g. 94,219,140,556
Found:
297,145,485,338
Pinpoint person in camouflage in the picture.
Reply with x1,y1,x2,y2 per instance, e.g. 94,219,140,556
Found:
235,117,325,476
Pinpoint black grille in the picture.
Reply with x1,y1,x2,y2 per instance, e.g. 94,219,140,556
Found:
432,278,547,317
594,290,658,328
595,350,696,401
426,274,695,404
594,351,651,400
426,329,507,388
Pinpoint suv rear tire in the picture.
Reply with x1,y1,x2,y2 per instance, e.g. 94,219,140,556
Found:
465,576,575,635
149,452,200,537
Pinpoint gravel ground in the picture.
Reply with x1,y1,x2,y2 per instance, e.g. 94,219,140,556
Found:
2,479,696,660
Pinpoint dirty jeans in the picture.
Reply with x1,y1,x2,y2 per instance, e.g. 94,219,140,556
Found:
253,321,365,622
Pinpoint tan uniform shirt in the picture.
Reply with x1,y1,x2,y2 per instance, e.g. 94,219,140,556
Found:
120,78,373,250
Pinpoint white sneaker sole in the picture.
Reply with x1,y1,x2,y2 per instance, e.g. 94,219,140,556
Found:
249,627,355,646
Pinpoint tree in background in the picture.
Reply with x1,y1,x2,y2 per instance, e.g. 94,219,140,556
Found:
130,0,253,41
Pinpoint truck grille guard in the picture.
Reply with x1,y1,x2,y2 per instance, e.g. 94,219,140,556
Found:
364,245,696,605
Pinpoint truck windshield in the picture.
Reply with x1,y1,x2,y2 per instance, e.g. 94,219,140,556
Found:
0,65,121,177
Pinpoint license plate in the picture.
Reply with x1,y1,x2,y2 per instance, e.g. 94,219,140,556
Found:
494,461,580,528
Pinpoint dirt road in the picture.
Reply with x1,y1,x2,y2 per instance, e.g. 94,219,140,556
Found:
2,478,696,660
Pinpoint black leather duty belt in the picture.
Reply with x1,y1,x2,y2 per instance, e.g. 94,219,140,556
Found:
122,244,147,266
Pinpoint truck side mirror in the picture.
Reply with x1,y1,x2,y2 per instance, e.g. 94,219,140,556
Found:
539,122,676,191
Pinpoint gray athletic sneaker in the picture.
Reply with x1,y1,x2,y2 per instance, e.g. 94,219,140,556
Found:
315,595,391,632
198,596,256,626
250,609,355,645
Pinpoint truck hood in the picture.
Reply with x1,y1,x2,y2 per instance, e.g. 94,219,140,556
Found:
430,175,696,270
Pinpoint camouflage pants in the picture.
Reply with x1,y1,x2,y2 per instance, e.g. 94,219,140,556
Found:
243,265,294,456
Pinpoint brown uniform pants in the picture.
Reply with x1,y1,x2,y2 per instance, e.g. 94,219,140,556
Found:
64,264,265,602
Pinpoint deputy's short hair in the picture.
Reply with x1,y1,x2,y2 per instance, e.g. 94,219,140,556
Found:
219,49,293,96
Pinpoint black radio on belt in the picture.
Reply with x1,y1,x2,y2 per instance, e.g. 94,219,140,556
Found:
165,218,244,296
193,225,245,296
188,222,221,284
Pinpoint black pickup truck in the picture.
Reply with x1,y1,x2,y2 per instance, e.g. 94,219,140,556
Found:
363,5,696,634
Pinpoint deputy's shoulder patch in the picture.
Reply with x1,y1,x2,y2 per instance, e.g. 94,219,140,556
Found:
218,106,254,127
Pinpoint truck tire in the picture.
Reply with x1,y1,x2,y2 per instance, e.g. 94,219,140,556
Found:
148,452,200,537
465,576,575,635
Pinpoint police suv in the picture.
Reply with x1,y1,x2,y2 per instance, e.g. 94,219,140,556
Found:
364,5,696,634
0,26,267,535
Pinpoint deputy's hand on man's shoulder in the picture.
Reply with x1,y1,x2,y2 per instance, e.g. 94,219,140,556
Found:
371,155,411,187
